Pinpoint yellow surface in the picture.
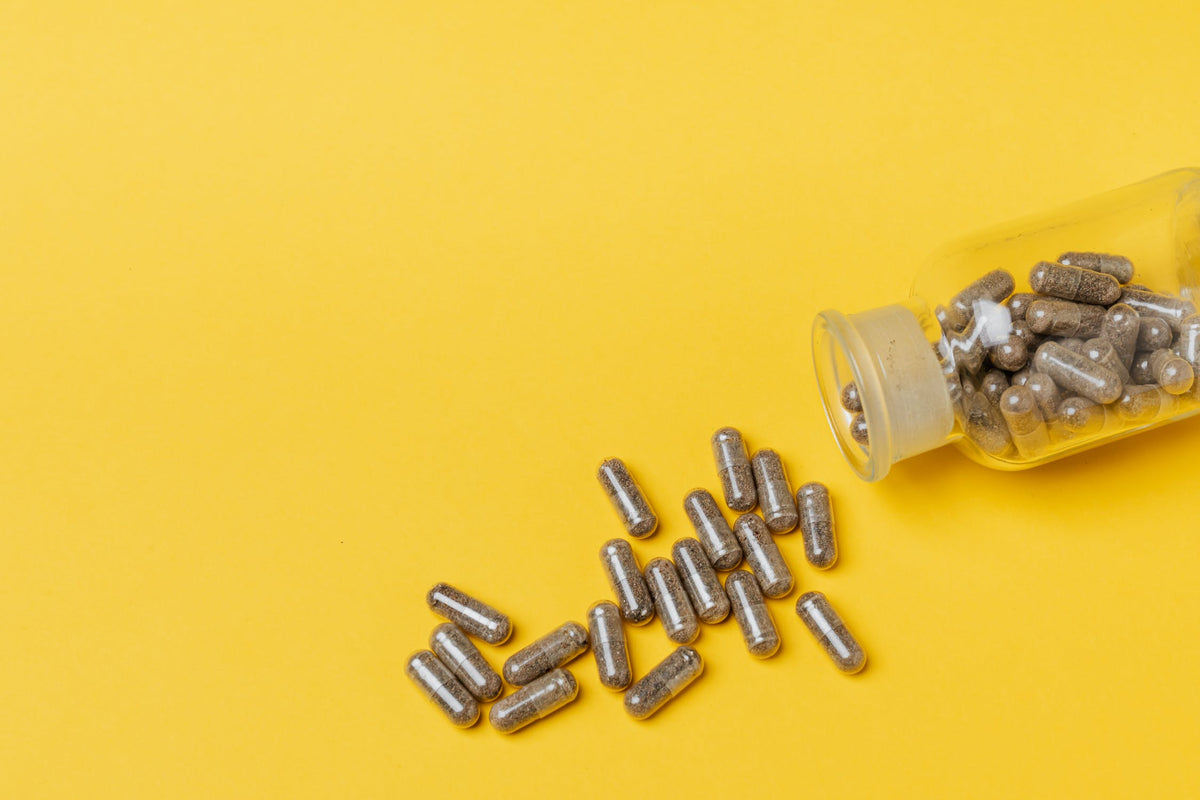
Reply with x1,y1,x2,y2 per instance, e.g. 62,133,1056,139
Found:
3,2,1200,797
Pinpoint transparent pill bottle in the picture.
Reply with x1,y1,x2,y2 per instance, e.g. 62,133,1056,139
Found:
813,168,1200,480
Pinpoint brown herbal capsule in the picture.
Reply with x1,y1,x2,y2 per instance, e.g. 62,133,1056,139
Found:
503,621,589,686
962,392,1012,456
1026,299,1106,337
1029,261,1121,305
944,322,986,373
1025,371,1062,422
839,382,862,412
796,482,838,570
671,538,730,624
599,539,654,625
587,601,632,691
490,668,579,734
795,591,866,674
1058,395,1105,435
732,513,795,599
725,570,781,659
998,385,1049,457
1137,317,1173,351
644,558,699,645
597,458,657,537
934,304,959,332
406,649,480,728
1120,288,1197,332
1130,352,1155,385
1148,348,1195,395
1058,251,1135,284
1082,337,1131,384
1101,303,1140,369
430,623,503,702
849,413,869,446
1116,384,1169,422
1033,341,1123,404
1177,314,1200,368
1007,292,1040,321
945,269,1016,329
980,369,1010,405
1010,367,1033,387
1010,319,1042,349
623,646,704,720
683,488,741,570
989,335,1028,371
750,449,798,533
711,427,756,512
1059,337,1087,354
427,583,513,645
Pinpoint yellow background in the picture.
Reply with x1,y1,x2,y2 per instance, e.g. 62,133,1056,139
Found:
3,1,1199,797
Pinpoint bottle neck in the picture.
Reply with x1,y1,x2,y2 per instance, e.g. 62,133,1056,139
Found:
813,301,955,481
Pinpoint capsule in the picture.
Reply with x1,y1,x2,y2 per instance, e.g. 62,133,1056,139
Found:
1059,337,1088,354
732,513,795,598
934,304,958,332
1120,288,1197,332
1148,348,1195,395
962,392,1012,456
1058,251,1135,284
1033,341,1123,404
1010,366,1033,387
750,449,798,533
671,538,730,623
586,601,632,691
849,413,869,446
710,427,756,512
430,623,503,702
1082,337,1131,384
1058,395,1106,435
988,336,1028,371
725,570,781,658
1026,299,1106,338
943,322,985,373
1007,292,1040,321
1137,317,1173,351
644,558,699,644
597,458,657,537
502,621,589,686
1029,261,1121,305
839,382,862,412
683,488,741,570
1010,319,1041,349
796,482,837,570
998,385,1049,457
1101,303,1140,369
599,539,654,625
406,650,480,728
623,645,704,720
1116,383,1170,422
426,583,513,645
1130,352,1156,385
1024,371,1062,422
1176,314,1200,368
795,591,866,674
945,269,1015,329
490,668,579,734
980,369,1010,405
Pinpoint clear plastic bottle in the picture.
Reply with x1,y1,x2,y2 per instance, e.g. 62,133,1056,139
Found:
813,168,1200,480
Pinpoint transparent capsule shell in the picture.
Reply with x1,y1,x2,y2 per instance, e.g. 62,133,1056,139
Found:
683,488,742,570
406,649,480,728
711,427,756,512
795,591,866,674
725,569,781,658
644,557,699,644
502,621,589,686
599,538,654,625
796,482,838,570
597,458,658,537
671,538,730,624
750,449,798,532
429,623,503,702
490,668,579,734
426,583,513,645
623,645,704,720
586,601,632,691
732,513,795,598
1033,342,1122,404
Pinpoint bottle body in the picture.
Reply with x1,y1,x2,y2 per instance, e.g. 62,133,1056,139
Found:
814,168,1200,480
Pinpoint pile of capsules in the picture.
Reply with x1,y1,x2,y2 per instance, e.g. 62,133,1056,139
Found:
841,252,1200,457
406,428,866,733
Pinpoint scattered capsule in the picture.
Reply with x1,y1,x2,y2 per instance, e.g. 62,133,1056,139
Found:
711,427,756,512
945,269,1016,329
750,449,798,533
980,369,1010,405
849,413,870,446
839,382,863,412
1007,292,1040,321
644,558,699,644
599,539,654,625
1025,371,1062,422
490,668,579,734
503,621,589,686
1058,395,1106,435
427,583,513,645
795,591,866,674
732,514,794,598
1029,261,1121,305
671,538,730,624
1116,383,1170,423
1058,251,1135,284
988,336,1028,371
962,392,1012,456
999,385,1049,457
623,645,704,720
597,458,657,537
586,601,632,691
1177,314,1200,368
430,623,503,702
1101,303,1140,369
1082,337,1131,384
1148,348,1195,395
1033,341,1123,404
1026,299,1106,338
796,482,837,570
683,488,742,570
1120,288,1197,332
1137,317,1173,351
725,569,781,659
406,650,480,728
